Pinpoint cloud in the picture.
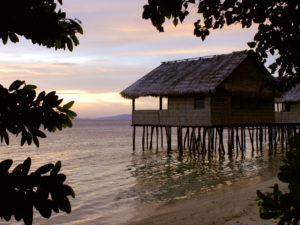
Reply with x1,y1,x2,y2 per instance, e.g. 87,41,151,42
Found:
57,90,126,104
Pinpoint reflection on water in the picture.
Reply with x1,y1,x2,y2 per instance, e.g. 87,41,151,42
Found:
0,120,284,225
126,151,282,203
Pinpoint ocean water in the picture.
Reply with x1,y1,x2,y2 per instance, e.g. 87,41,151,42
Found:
0,120,283,225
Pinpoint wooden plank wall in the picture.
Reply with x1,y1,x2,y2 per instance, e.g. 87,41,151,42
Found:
276,102,300,123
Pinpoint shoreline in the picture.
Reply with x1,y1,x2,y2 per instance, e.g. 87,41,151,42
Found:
127,176,287,225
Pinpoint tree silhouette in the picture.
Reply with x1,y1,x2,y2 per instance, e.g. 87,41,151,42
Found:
0,0,82,224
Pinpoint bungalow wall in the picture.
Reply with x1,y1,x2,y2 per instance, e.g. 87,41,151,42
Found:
210,95,230,125
275,102,300,123
229,97,274,125
166,96,211,126
210,95,274,126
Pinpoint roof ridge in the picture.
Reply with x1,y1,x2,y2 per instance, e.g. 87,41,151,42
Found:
161,50,248,64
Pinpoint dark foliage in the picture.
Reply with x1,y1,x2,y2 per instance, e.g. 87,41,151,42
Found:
0,158,75,225
142,0,300,91
0,80,77,147
0,0,81,224
0,0,83,51
256,134,300,225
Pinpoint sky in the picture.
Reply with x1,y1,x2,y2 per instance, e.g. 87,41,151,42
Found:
0,0,259,118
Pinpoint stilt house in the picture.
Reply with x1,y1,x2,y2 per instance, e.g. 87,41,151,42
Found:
275,84,300,123
121,50,275,127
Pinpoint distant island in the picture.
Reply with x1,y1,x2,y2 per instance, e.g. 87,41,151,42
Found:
76,114,131,121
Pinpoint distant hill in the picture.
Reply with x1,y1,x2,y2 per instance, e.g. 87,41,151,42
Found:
76,114,131,121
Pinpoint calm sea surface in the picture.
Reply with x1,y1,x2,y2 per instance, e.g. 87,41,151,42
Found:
0,120,283,225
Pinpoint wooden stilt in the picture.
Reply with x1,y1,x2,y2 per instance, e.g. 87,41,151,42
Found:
220,127,225,155
240,127,244,155
202,127,207,155
133,126,136,151
259,126,263,153
179,127,183,157
156,126,159,152
235,127,240,156
146,126,149,149
177,127,180,149
183,128,187,149
161,127,163,148
150,126,154,150
248,127,255,156
228,127,232,157
187,128,190,150
166,126,172,155
208,128,212,158
214,128,218,155
142,126,145,151
197,127,201,146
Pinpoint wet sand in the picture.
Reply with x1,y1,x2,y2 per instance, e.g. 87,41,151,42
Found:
128,176,287,225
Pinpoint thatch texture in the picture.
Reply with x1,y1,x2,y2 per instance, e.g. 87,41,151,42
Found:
276,84,300,102
121,50,269,99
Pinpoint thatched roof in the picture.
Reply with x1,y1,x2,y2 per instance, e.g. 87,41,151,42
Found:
121,50,269,99
276,84,300,102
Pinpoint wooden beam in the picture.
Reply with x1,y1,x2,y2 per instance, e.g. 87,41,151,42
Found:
132,98,135,111
132,126,136,151
159,96,162,110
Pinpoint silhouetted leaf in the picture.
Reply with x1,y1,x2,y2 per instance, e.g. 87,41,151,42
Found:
173,18,178,26
66,110,77,119
63,101,74,110
9,80,24,91
24,85,37,90
12,163,23,173
247,41,256,48
53,195,71,213
56,174,66,184
34,130,46,138
35,164,54,175
22,157,31,175
8,32,19,43
3,130,9,145
36,200,52,218
66,39,73,51
50,161,61,176
33,136,39,147
61,184,75,198
2,32,8,44
0,159,13,173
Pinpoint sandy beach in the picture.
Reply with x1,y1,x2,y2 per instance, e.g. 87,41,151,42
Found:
128,176,287,225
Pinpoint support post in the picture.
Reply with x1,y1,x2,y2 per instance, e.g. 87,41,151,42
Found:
142,126,145,151
161,127,163,148
156,126,159,152
133,125,136,151
150,126,154,150
159,96,162,110
132,98,135,111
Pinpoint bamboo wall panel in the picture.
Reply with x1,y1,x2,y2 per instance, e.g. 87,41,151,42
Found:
211,96,230,125
132,110,159,125
132,109,212,126
168,97,195,110
230,101,275,124
275,103,300,123
160,110,212,126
